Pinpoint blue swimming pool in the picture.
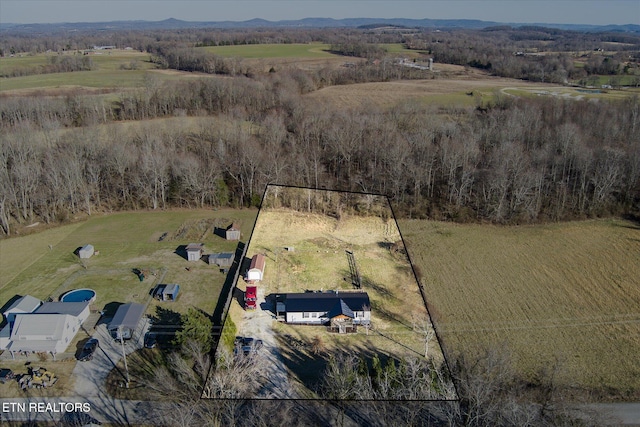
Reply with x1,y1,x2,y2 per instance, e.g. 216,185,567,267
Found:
61,289,96,303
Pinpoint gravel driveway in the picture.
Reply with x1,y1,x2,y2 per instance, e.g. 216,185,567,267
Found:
239,286,296,398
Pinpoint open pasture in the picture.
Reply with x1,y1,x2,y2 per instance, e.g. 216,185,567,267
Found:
399,218,640,399
201,43,334,59
0,209,257,317
304,74,639,109
201,43,355,72
0,69,194,93
0,50,154,76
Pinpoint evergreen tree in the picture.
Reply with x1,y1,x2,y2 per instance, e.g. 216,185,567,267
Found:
174,308,213,353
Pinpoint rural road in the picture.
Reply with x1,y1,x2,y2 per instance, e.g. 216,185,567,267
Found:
588,403,640,425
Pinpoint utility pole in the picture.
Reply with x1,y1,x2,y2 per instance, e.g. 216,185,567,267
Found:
119,326,130,388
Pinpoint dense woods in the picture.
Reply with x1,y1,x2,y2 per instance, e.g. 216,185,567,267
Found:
1,74,638,236
1,26,639,236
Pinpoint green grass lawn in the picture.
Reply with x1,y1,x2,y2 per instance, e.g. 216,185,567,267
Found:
0,209,258,316
0,50,169,92
0,51,154,75
200,43,335,58
591,74,639,86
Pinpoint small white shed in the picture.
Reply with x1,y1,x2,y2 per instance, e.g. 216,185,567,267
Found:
78,244,94,259
246,253,266,282
226,223,241,241
186,243,203,262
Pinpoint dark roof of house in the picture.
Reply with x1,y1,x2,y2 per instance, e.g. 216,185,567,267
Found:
108,303,145,331
326,299,355,319
35,301,90,317
284,292,370,313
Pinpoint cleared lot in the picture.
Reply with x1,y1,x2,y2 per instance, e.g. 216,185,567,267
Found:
224,188,450,398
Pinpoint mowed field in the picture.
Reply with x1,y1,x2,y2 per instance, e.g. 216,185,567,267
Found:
0,49,165,92
303,74,640,109
398,218,640,399
202,43,334,58
0,209,258,317
202,42,356,72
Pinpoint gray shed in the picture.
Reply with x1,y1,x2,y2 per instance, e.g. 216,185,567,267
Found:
161,284,180,301
108,303,145,340
208,252,234,268
78,244,94,259
186,243,203,261
226,223,240,241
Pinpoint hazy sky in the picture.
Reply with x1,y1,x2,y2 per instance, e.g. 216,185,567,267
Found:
1,0,638,26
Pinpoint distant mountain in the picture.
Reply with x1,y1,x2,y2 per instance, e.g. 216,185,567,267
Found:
1,17,638,34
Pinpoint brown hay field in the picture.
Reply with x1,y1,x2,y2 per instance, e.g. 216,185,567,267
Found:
303,76,553,109
303,71,638,109
242,56,365,73
398,218,640,400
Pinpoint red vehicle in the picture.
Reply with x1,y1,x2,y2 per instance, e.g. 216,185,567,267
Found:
245,286,257,310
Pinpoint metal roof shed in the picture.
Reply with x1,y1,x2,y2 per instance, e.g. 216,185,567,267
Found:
161,284,180,301
209,252,234,268
108,303,145,340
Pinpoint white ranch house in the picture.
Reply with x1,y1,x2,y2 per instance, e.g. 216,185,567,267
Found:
281,291,371,333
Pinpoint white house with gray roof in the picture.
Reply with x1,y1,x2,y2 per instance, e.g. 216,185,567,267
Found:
8,314,78,356
34,301,90,326
0,299,90,357
2,295,42,325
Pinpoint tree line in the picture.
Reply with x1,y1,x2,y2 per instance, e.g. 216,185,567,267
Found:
1,71,638,236
0,54,94,78
132,338,605,426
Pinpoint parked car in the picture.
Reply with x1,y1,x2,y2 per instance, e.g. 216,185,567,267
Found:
77,338,99,361
234,337,263,356
144,332,157,349
0,368,15,384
